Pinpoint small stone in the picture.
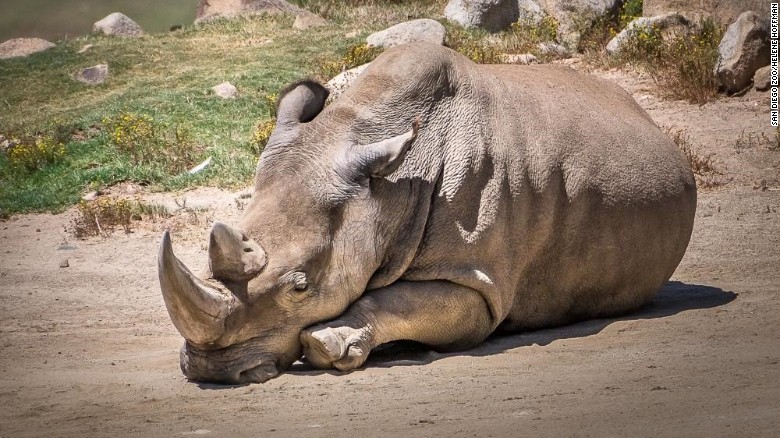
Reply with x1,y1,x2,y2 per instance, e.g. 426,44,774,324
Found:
82,191,99,201
75,64,109,85
77,44,94,54
93,12,144,37
0,38,55,59
59,258,69,268
212,82,238,99
293,11,327,30
345,31,359,38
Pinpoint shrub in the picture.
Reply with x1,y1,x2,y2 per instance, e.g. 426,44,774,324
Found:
250,119,277,155
501,15,564,61
70,197,169,238
6,135,66,173
317,43,384,79
444,24,502,64
615,19,724,104
619,0,643,28
102,112,203,174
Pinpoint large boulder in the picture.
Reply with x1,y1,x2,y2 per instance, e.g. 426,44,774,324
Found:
643,0,771,27
606,13,689,54
325,63,370,102
537,0,621,49
444,0,522,33
93,12,144,37
0,38,55,59
714,11,770,93
753,65,770,91
195,0,301,23
366,19,446,48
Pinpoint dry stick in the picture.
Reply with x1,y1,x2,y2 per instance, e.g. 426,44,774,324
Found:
94,213,103,236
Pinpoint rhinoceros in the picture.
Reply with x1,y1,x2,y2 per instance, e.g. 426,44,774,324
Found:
158,42,696,384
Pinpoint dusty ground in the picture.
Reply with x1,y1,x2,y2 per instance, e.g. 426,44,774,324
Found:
1,69,779,437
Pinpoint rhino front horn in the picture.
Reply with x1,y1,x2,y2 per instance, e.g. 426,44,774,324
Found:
158,231,234,345
208,222,267,282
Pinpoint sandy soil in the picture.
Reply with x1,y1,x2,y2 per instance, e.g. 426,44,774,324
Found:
1,69,779,437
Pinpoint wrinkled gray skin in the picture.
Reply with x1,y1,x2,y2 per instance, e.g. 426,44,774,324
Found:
158,43,696,384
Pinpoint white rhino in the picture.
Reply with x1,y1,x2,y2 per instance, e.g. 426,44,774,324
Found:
159,42,696,384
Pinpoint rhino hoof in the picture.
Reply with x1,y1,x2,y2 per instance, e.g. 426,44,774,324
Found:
301,326,369,371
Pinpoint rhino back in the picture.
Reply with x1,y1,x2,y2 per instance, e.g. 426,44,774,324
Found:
327,44,696,332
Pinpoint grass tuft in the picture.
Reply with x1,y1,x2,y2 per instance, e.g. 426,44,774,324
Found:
668,128,725,188
70,197,170,239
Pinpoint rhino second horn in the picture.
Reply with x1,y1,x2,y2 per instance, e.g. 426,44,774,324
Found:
208,222,267,282
158,230,234,345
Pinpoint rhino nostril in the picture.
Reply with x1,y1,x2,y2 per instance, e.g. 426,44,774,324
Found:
243,247,253,253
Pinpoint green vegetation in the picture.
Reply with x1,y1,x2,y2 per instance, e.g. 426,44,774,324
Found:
613,19,723,104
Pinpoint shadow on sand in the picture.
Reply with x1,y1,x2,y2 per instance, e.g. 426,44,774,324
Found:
288,281,736,377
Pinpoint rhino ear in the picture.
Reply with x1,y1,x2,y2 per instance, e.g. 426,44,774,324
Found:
276,80,329,128
349,118,420,178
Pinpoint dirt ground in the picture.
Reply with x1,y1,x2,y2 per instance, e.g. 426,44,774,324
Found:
1,69,779,437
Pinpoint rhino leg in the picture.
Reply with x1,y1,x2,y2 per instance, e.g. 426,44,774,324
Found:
300,280,493,371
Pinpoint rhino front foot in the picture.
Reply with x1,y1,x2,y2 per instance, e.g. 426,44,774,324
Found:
300,324,372,371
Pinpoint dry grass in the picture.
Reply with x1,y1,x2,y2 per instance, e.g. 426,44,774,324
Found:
734,128,780,153
610,20,724,104
667,128,725,188
70,197,170,239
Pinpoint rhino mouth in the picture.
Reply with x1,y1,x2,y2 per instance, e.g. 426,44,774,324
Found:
180,341,282,384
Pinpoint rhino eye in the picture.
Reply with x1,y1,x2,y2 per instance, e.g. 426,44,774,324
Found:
293,275,308,291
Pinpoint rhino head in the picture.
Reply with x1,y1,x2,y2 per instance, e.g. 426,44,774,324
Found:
158,80,419,384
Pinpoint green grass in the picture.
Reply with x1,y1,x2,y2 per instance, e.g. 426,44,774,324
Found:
0,8,409,214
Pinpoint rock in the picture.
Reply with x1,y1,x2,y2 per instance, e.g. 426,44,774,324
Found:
499,53,538,64
82,191,99,201
0,38,55,59
77,44,94,54
59,258,70,268
212,82,238,99
366,19,446,48
537,41,570,58
345,30,359,38
606,13,689,54
325,63,370,102
753,65,771,91
75,64,109,85
714,11,770,93
537,0,621,49
293,11,327,30
195,0,301,23
93,12,143,37
518,0,545,24
444,0,523,33
643,0,771,27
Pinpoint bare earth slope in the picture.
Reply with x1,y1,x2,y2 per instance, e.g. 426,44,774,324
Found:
1,70,779,437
